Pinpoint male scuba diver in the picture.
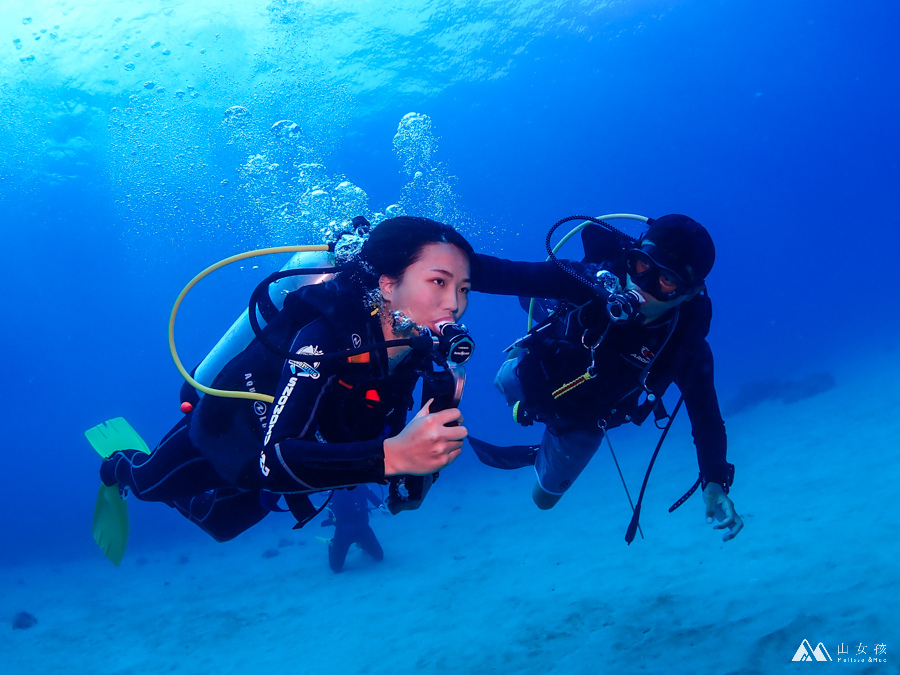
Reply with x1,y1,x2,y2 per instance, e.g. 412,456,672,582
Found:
470,214,743,543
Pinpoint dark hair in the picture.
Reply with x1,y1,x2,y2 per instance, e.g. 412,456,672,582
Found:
355,216,476,284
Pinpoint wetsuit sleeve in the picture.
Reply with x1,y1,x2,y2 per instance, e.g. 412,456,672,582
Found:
247,318,387,493
471,254,595,303
675,339,734,490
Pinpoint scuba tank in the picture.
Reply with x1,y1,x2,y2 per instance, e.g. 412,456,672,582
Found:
192,249,336,395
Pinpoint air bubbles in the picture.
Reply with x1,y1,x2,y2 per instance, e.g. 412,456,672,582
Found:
151,41,161,49
223,106,251,125
243,154,270,175
174,89,185,98
393,112,438,177
296,163,328,185
161,49,170,56
22,17,32,25
270,120,301,139
124,62,135,71
143,81,156,89
333,181,368,216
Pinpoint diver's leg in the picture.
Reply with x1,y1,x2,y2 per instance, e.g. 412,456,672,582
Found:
171,489,269,542
101,418,227,501
355,525,384,562
532,426,604,510
329,528,352,573
532,482,563,510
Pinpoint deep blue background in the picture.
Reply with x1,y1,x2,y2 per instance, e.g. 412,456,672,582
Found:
1,0,898,566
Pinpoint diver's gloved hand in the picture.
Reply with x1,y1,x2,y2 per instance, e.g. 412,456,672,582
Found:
385,473,437,514
702,483,743,542
607,289,645,324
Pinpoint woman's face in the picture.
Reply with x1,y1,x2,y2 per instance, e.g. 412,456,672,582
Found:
379,243,471,333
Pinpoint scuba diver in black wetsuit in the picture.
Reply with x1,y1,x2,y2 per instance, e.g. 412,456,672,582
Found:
320,485,385,572
470,214,743,543
98,217,476,543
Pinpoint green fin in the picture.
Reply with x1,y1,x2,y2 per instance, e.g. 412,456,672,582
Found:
93,484,130,566
85,417,150,459
85,417,149,566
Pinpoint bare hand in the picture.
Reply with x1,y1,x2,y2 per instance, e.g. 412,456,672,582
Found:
703,483,743,542
383,399,467,476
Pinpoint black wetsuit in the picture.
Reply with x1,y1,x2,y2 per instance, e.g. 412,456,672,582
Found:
471,230,733,493
101,279,438,541
321,486,384,572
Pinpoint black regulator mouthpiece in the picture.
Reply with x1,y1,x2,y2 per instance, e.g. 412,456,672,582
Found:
425,322,475,365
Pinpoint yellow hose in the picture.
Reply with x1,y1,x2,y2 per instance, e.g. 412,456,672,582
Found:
169,245,331,404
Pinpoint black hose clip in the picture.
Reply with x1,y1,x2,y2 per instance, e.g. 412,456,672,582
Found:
607,289,645,324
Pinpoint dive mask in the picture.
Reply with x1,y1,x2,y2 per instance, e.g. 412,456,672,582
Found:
625,244,691,301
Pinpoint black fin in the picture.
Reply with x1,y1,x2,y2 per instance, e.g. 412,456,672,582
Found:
469,436,539,470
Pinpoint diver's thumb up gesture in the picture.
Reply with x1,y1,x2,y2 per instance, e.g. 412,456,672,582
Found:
383,399,467,476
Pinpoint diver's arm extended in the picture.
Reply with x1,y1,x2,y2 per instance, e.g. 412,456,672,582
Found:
471,253,596,303
676,339,733,492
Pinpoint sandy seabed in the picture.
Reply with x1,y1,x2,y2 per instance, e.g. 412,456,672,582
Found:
3,354,897,675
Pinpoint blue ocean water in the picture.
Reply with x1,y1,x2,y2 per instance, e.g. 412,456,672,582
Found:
2,0,898,670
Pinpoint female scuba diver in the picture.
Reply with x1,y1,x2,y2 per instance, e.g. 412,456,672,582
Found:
95,216,474,551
